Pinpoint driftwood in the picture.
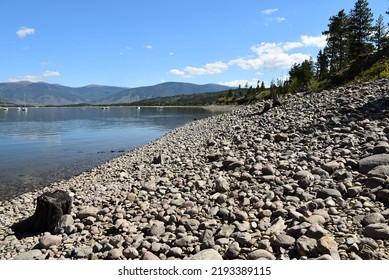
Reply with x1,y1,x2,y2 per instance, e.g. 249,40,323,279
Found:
12,190,72,238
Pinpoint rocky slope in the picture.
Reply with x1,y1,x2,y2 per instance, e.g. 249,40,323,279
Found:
0,79,388,260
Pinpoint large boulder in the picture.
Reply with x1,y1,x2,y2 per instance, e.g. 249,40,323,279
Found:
359,154,389,173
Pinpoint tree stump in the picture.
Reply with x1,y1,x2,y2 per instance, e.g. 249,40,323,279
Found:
12,190,72,238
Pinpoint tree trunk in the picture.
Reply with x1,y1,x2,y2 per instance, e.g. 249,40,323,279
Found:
12,190,72,238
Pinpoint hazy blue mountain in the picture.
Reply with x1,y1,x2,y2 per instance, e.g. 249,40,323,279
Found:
0,81,231,106
0,82,128,106
95,82,231,104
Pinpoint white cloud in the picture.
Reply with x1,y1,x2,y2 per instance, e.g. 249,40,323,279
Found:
274,17,286,22
145,45,153,49
8,75,42,83
42,71,61,77
169,69,185,76
261,8,278,15
170,34,326,78
230,34,326,71
16,27,35,39
8,70,61,82
170,61,229,78
219,79,260,88
169,52,175,56
300,35,327,48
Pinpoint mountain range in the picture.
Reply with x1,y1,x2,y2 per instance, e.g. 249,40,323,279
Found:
0,81,231,106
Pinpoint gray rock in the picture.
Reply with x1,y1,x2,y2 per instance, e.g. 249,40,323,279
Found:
306,222,328,239
225,241,241,258
174,235,196,247
168,247,183,257
377,189,389,203
181,218,200,231
234,209,249,221
265,217,286,236
123,247,139,259
317,236,340,260
189,249,223,260
39,234,62,249
306,215,326,225
363,223,389,240
200,229,215,248
262,164,276,175
231,232,252,246
272,234,296,248
217,224,235,238
294,171,314,188
367,165,389,179
247,249,276,260
274,133,288,142
108,248,123,260
361,213,386,226
382,208,389,219
13,249,43,260
316,188,342,199
359,154,389,173
149,221,165,237
372,142,389,154
215,176,229,192
322,161,340,172
365,177,386,188
142,251,160,260
76,207,99,219
143,180,157,191
57,214,74,228
72,246,93,259
296,235,317,257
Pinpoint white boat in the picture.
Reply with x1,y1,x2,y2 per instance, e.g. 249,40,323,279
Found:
136,106,141,110
1,107,8,111
21,94,28,112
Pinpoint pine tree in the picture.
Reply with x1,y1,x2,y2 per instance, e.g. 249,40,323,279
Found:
316,49,329,80
348,0,375,60
260,81,265,91
323,10,349,73
373,14,388,50
288,59,314,91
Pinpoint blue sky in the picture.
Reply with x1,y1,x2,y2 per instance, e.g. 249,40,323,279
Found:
0,0,387,88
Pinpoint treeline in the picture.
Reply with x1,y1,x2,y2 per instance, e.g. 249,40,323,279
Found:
270,0,388,94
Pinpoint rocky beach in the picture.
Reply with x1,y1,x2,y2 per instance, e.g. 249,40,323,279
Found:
0,79,388,260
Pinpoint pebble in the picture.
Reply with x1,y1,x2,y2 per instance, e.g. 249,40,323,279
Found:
142,251,160,260
363,224,389,240
247,249,276,260
39,234,62,249
189,249,223,260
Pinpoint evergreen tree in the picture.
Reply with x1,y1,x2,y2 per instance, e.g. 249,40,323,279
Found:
288,59,314,91
323,10,349,73
348,0,375,60
260,81,265,91
316,49,329,80
373,14,388,50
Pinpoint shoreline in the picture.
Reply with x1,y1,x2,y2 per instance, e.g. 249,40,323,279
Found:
1,79,388,260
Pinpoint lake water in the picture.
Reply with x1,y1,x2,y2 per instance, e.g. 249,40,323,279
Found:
0,107,215,201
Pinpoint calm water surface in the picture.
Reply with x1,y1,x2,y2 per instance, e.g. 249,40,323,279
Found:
0,107,215,200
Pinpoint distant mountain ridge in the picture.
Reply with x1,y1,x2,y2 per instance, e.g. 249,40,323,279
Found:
0,81,230,106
